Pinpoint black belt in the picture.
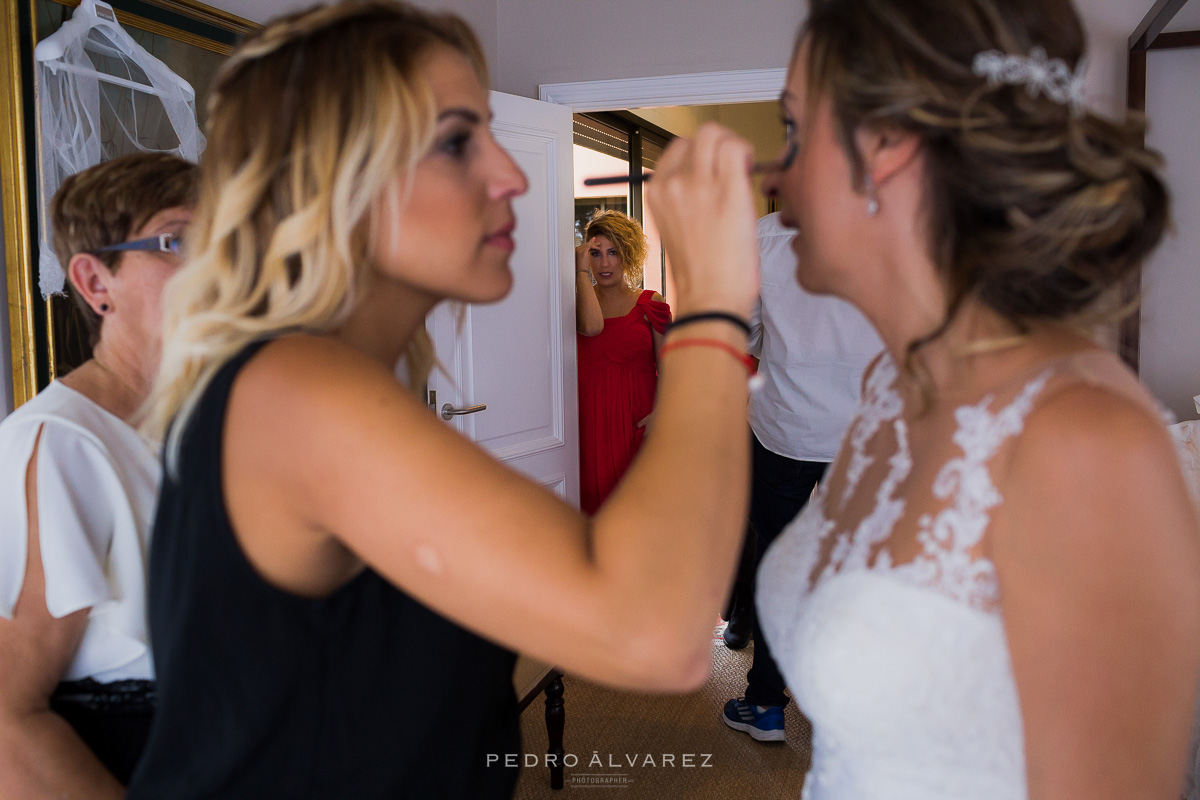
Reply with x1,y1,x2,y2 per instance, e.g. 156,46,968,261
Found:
51,678,157,714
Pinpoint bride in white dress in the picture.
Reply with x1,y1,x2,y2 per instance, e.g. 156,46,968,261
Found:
752,0,1200,798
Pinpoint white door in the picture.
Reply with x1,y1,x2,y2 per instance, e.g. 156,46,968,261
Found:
426,91,579,507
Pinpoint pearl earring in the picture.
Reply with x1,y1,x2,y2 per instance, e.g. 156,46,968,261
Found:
864,174,880,217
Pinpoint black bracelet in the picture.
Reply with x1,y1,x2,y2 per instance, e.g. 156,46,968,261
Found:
666,311,751,337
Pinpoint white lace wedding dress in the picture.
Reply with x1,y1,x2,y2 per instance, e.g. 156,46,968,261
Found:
757,349,1159,800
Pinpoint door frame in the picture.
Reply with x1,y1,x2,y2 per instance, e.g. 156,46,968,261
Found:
541,67,787,303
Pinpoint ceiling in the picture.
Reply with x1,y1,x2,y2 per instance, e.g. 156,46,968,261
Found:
205,0,1176,35
1165,0,1200,32
202,1,1198,59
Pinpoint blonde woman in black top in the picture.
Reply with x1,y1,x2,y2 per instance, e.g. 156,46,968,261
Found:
129,2,759,797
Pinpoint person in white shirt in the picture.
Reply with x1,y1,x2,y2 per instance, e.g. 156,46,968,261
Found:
721,211,881,742
0,152,196,798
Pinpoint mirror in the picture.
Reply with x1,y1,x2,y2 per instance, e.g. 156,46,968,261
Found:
1,0,257,408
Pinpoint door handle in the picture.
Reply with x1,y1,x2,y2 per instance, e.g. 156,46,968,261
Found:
441,402,487,420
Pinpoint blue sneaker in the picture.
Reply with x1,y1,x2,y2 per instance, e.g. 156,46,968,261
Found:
722,698,785,742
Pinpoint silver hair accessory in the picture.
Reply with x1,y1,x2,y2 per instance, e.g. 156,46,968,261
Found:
971,47,1086,111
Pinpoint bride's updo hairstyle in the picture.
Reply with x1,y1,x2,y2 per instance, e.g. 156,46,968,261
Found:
145,0,484,463
801,0,1168,353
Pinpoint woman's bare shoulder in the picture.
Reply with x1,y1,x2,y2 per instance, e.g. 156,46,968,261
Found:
997,377,1199,576
236,334,409,408
219,334,436,588
1011,379,1178,496
993,360,1200,800
244,332,389,376
225,334,428,470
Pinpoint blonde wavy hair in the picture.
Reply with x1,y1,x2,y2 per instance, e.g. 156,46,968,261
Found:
585,210,648,290
142,0,486,466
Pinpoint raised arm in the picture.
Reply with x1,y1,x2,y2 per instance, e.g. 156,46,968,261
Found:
575,238,604,336
0,430,123,800
994,386,1200,800
225,124,760,692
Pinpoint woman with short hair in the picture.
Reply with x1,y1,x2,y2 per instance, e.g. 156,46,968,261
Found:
125,2,757,797
0,152,196,797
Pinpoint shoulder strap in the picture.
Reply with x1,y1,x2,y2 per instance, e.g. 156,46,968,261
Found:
174,338,276,467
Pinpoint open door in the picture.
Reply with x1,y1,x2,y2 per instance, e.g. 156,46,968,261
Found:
426,91,579,507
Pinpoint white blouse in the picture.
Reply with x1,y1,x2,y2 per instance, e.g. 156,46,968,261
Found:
0,381,160,682
748,213,883,462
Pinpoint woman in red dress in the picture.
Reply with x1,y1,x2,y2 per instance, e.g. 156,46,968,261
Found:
575,210,672,514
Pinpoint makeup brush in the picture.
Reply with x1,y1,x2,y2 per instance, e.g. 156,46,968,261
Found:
582,142,797,187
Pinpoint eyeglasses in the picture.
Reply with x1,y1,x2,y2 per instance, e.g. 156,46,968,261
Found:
96,232,182,256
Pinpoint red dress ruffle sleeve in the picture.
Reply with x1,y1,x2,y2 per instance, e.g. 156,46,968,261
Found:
637,292,672,335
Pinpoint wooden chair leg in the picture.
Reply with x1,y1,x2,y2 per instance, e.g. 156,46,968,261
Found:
544,673,565,790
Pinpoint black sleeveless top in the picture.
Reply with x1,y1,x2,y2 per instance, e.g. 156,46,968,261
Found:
127,340,520,799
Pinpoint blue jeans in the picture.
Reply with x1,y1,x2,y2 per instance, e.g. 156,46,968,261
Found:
734,433,827,709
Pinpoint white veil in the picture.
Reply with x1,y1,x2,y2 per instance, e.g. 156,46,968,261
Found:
34,0,205,297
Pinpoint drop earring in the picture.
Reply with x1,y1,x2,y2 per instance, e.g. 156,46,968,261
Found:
864,174,880,217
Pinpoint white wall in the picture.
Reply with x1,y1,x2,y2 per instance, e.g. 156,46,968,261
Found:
492,0,1148,111
197,0,1149,112
1076,0,1148,116
202,0,499,76
493,0,805,98
1142,47,1200,422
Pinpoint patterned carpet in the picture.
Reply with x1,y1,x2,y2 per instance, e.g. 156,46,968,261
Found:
513,623,812,799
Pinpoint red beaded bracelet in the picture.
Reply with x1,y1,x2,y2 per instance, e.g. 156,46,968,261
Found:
659,338,762,390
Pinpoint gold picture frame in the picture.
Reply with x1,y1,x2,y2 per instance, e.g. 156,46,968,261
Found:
2,0,257,408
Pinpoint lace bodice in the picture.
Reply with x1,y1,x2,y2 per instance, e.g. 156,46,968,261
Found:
757,349,1161,800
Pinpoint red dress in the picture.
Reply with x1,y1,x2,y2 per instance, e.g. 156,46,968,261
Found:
577,289,672,515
